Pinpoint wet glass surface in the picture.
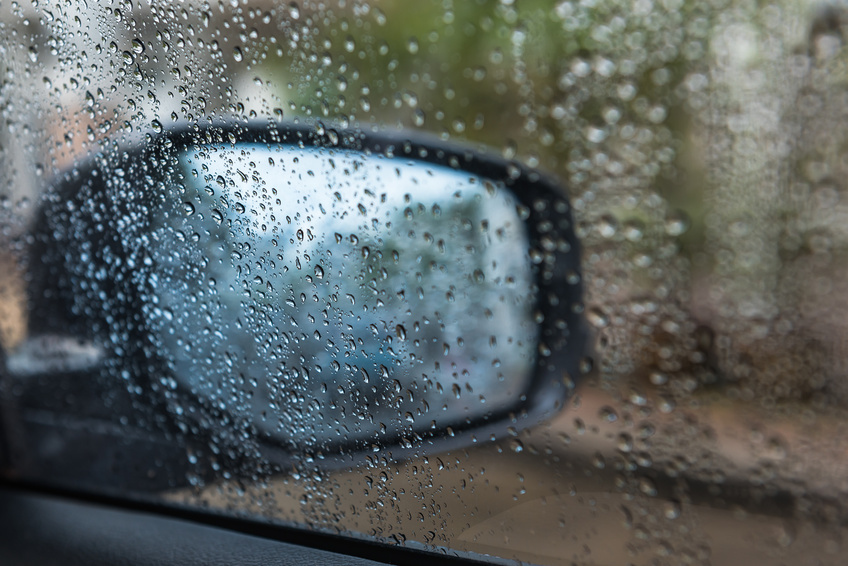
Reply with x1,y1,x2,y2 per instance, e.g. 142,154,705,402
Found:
2,1,848,564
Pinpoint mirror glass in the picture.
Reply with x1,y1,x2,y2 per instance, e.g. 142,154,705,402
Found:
146,143,538,449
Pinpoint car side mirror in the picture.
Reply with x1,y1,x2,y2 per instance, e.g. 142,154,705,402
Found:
4,122,586,486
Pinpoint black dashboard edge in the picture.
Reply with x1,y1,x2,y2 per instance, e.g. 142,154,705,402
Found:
0,480,513,566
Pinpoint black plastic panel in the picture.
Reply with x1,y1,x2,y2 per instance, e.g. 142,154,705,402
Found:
0,486,385,566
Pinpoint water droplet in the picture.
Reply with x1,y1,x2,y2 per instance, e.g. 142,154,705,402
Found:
585,126,607,143
597,215,618,238
649,371,668,385
623,220,645,242
639,477,657,497
765,436,787,460
658,397,676,413
665,211,690,236
574,418,586,434
587,307,609,328
663,500,681,520
593,452,606,469
598,406,618,423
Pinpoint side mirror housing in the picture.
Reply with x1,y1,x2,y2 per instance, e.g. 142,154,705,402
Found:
3,122,586,489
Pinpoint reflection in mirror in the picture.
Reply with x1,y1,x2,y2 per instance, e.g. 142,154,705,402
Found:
147,144,538,450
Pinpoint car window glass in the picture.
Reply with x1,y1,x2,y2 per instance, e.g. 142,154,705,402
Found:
2,1,848,565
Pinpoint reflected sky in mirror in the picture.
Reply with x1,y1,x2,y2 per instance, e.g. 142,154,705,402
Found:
147,144,538,449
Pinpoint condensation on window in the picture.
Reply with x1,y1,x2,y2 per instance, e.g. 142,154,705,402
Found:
2,1,848,565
